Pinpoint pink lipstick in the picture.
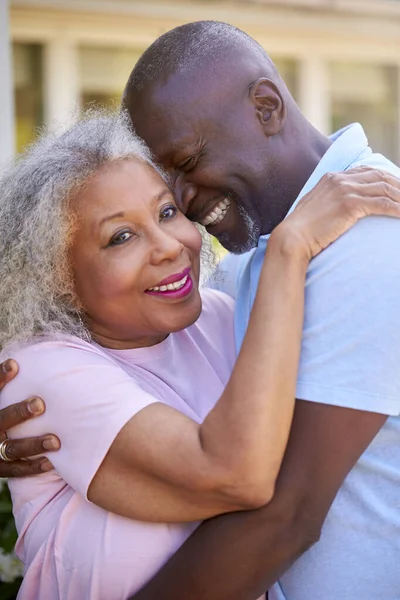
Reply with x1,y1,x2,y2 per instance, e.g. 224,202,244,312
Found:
146,267,193,300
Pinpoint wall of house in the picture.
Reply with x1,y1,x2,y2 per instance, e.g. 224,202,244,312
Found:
7,0,400,162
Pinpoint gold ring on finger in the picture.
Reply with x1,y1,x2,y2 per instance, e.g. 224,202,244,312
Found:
0,439,13,462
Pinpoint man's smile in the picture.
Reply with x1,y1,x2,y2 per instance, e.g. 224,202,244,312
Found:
200,198,231,227
186,196,231,229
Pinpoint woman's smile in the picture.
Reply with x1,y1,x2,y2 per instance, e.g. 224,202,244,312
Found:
146,266,194,299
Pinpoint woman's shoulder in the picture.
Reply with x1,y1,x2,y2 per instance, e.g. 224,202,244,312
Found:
0,334,114,373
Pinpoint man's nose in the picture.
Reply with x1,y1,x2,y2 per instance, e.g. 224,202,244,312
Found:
174,174,198,214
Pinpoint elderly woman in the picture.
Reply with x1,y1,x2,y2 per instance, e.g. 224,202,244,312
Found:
0,112,399,600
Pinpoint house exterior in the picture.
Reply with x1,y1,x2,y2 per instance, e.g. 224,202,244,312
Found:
2,0,400,163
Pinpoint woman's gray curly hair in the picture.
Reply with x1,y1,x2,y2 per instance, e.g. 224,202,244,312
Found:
0,110,216,349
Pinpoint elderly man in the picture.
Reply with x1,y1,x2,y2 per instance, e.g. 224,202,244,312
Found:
1,21,400,600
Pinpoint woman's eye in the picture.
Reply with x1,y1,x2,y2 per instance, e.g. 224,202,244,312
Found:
109,230,133,246
160,205,178,221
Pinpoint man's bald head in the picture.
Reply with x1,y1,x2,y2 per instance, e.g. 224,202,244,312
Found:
123,21,276,101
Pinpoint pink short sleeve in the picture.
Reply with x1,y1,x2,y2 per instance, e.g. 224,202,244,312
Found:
0,338,157,499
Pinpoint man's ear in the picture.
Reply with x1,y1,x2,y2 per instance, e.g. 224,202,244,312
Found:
250,78,285,136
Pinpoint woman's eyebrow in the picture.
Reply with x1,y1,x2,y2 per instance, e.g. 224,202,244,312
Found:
98,190,172,227
151,189,173,204
99,211,125,227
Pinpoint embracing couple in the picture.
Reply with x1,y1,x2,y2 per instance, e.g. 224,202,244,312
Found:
1,21,400,600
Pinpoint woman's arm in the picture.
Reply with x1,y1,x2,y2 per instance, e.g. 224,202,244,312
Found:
88,239,308,521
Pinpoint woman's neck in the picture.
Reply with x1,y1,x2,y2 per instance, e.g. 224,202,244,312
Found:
91,330,169,351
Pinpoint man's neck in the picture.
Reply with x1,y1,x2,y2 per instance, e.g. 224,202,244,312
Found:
261,127,332,234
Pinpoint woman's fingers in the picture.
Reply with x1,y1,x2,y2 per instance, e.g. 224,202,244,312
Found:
284,167,400,260
340,166,400,190
0,457,54,478
323,168,400,203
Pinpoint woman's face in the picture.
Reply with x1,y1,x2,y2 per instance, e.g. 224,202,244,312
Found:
70,159,203,349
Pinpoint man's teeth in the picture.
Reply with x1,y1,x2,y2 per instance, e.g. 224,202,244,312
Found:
148,274,188,292
201,198,231,227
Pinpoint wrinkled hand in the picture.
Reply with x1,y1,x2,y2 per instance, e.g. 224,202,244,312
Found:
0,359,59,477
276,166,400,261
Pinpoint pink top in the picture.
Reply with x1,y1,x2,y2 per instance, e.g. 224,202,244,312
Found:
1,290,239,599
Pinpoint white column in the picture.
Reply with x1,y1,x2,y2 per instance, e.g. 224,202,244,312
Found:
44,37,80,128
298,56,331,136
0,0,15,165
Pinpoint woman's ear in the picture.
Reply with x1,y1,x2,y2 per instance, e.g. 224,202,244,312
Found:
250,78,285,137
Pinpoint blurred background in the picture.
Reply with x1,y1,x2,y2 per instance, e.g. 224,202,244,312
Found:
1,0,400,165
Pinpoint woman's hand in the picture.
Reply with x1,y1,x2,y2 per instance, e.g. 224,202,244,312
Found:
274,167,400,262
0,359,57,477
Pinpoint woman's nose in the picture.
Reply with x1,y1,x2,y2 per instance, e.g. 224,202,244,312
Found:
150,228,183,265
174,174,198,214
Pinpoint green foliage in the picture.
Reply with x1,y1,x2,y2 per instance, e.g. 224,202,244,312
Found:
0,481,22,600
0,483,17,553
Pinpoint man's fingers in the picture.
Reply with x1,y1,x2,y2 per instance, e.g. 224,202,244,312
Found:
0,397,45,430
0,359,19,391
0,457,54,478
1,434,60,461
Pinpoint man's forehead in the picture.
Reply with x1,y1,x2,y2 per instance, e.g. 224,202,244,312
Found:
131,57,248,158
152,128,200,164
133,92,203,159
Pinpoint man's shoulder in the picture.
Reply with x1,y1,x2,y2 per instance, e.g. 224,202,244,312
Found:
308,212,400,291
312,151,400,281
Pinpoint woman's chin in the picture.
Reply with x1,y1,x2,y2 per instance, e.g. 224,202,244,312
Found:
164,297,203,334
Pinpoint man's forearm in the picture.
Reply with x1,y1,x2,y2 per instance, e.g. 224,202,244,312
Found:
132,497,317,600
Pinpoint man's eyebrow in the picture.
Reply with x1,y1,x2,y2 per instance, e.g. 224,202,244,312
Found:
98,190,172,227
163,138,198,157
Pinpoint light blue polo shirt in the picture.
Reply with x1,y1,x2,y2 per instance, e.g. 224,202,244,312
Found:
216,124,400,599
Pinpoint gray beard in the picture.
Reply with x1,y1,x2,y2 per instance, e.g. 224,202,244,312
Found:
218,204,261,255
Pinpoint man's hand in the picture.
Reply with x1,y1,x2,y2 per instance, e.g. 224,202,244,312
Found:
0,359,58,477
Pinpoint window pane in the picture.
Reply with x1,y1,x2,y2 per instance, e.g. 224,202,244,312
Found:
13,43,43,152
79,46,142,109
330,62,398,162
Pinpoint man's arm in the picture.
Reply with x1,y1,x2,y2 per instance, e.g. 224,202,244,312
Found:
132,400,386,600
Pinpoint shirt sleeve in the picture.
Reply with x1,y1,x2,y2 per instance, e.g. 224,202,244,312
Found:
295,214,400,416
0,338,157,498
